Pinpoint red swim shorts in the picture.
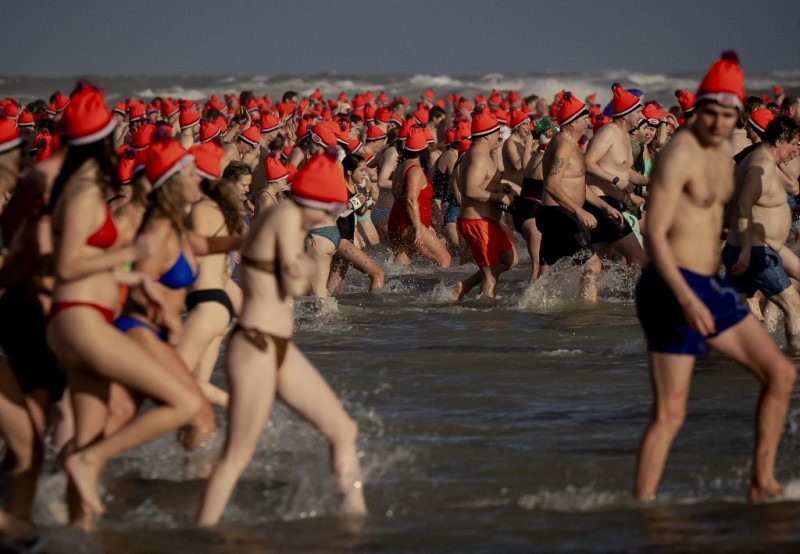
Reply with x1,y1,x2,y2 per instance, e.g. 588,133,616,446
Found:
457,218,514,267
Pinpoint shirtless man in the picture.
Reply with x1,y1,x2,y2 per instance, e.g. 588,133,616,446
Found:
634,52,796,503
584,84,647,265
220,126,261,173
454,110,516,299
501,111,534,188
512,117,559,283
722,116,800,349
537,93,623,303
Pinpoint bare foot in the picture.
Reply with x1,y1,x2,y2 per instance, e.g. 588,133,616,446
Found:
749,479,782,503
452,281,466,301
340,479,367,516
64,452,106,516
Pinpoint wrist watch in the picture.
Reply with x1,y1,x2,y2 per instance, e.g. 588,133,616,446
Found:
611,176,620,187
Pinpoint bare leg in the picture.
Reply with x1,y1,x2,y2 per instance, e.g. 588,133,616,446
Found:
177,301,230,379
453,270,483,301
706,316,797,502
581,254,602,304
197,335,278,526
520,219,542,283
276,343,367,515
0,360,41,532
609,233,647,267
410,227,451,268
327,254,349,293
766,288,800,351
634,351,694,500
356,217,381,247
48,310,203,521
336,240,384,291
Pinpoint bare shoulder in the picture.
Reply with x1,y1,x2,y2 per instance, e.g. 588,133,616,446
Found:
587,124,615,147
655,129,697,166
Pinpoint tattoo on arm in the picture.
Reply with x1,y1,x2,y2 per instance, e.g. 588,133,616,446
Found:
549,157,564,177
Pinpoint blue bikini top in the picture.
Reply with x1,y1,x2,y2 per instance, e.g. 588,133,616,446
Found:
159,250,198,289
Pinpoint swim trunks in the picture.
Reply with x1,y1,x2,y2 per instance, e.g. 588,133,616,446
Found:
512,178,544,233
457,218,513,267
721,244,792,299
535,204,593,266
583,196,633,245
636,264,749,355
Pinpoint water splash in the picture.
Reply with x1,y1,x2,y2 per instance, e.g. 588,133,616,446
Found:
517,485,634,511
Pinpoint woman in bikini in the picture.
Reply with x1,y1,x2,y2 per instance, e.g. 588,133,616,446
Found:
303,124,343,298
387,125,451,267
176,142,247,409
45,85,204,527
328,153,384,293
106,137,224,442
198,150,367,525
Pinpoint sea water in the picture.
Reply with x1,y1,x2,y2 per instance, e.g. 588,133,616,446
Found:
24,247,800,553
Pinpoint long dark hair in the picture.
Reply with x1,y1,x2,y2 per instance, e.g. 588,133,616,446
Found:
50,136,119,213
400,147,431,170
342,153,365,182
201,178,246,235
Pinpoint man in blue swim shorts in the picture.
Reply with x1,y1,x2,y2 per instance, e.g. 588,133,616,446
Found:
722,115,800,350
633,52,796,504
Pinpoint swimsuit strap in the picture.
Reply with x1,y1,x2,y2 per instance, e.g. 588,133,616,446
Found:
240,253,276,274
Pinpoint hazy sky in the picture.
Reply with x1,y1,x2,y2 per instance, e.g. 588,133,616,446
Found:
2,0,797,76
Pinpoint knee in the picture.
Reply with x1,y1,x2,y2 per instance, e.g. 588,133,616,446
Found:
585,256,602,274
330,416,359,451
438,251,452,268
769,360,797,396
219,444,257,477
655,401,686,435
178,390,206,425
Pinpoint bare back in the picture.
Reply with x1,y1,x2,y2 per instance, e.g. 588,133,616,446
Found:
237,201,301,337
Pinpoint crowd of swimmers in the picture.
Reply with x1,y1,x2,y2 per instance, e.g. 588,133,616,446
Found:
0,49,798,543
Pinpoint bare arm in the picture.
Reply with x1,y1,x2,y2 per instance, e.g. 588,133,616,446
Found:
779,159,799,196
584,132,615,183
464,155,509,204
543,142,585,216
187,231,243,256
274,213,314,297
585,187,624,226
730,165,767,275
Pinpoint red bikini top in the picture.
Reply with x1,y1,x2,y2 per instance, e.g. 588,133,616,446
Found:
86,205,118,249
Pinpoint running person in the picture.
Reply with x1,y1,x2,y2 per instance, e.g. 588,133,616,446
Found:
634,53,796,502
198,151,367,525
